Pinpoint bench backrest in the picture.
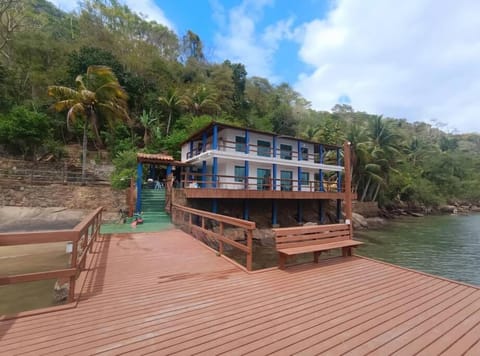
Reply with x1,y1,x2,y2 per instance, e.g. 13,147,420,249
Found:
273,223,352,249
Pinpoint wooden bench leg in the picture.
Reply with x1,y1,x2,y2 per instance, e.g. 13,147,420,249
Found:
278,253,286,269
314,251,321,263
342,247,353,257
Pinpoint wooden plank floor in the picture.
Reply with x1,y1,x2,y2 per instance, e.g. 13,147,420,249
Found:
1,229,479,355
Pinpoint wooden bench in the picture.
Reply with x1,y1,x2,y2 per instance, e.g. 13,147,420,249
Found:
273,223,363,269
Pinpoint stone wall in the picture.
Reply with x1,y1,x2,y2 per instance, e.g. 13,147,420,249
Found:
0,180,127,212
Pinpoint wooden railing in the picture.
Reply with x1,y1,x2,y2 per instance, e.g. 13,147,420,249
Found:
181,172,343,193
171,204,256,271
0,207,103,304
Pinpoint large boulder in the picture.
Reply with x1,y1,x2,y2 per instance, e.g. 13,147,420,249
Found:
366,217,387,228
352,212,368,229
439,205,458,214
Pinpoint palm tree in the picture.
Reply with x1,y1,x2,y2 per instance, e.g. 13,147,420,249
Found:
181,85,220,117
48,65,130,183
158,87,183,136
138,110,158,146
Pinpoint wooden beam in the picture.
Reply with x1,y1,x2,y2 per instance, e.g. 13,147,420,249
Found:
0,230,79,246
0,269,77,285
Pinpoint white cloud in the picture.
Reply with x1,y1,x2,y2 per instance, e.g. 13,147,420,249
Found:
47,0,174,29
212,0,294,81
294,0,480,133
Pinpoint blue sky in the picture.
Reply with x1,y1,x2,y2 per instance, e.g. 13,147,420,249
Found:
50,0,480,133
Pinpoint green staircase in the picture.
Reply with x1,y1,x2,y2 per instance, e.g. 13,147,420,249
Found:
141,188,171,223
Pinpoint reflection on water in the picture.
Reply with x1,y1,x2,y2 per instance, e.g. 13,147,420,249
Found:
356,214,480,286
0,243,70,315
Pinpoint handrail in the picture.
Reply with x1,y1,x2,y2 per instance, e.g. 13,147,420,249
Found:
0,207,103,304
171,203,255,271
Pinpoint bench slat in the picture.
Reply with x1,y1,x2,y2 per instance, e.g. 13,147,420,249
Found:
272,223,349,236
277,240,363,256
275,229,350,244
276,234,351,249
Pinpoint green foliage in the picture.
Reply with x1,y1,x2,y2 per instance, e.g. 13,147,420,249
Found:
0,106,52,158
110,149,137,189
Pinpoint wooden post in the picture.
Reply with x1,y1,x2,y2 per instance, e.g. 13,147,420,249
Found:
188,213,192,234
219,222,224,255
246,229,253,271
68,238,78,303
343,141,354,239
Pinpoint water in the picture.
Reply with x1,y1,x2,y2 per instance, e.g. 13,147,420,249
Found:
356,214,480,286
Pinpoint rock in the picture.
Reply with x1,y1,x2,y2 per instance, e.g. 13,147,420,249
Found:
53,280,69,303
352,212,368,229
366,217,387,228
471,206,480,212
409,212,424,217
439,205,458,214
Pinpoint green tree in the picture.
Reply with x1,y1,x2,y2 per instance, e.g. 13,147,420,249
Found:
158,87,183,136
48,65,130,183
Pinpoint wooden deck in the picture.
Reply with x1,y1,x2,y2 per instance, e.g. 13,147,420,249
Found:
1,229,480,355
183,188,347,200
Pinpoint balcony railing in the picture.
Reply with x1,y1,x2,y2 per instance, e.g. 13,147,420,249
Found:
181,173,344,193
186,139,341,165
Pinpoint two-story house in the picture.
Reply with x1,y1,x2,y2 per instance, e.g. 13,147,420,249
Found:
176,122,352,227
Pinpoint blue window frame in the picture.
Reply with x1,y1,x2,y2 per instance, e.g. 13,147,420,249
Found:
235,136,246,152
280,144,292,160
234,166,245,182
257,140,271,157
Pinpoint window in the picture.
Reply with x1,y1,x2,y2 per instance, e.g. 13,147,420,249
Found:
234,166,245,182
235,136,246,152
257,140,271,157
280,144,292,160
301,147,309,161
300,172,310,186
280,170,292,191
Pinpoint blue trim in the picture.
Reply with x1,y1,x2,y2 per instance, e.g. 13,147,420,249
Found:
272,163,277,190
202,132,207,152
297,201,303,223
212,124,218,150
136,162,143,213
272,200,278,225
212,157,218,188
243,200,249,220
297,140,302,161
272,136,277,158
245,129,250,154
319,144,324,163
319,169,324,192
298,166,302,191
166,164,172,175
336,199,342,222
201,160,207,188
245,160,249,189
212,199,218,213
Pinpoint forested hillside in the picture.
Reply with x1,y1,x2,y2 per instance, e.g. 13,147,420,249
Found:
1,0,479,207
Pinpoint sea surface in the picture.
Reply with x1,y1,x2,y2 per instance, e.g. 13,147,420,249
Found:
356,214,480,286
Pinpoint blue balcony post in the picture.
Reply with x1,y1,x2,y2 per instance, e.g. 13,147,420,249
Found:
297,140,302,161
243,199,249,220
245,129,249,154
273,136,277,158
298,166,302,192
212,124,218,150
337,147,342,192
272,164,277,190
201,160,207,188
244,160,249,189
297,201,303,224
272,200,278,226
336,199,342,222
319,144,324,192
212,157,218,188
136,162,143,213
202,131,207,152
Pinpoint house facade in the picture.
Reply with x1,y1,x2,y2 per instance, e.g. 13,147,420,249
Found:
176,122,353,227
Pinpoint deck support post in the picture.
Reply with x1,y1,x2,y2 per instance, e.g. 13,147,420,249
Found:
297,200,303,224
243,199,249,220
272,163,277,190
272,200,278,226
136,162,143,213
336,199,342,222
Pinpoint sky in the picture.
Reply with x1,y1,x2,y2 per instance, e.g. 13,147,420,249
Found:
50,0,480,133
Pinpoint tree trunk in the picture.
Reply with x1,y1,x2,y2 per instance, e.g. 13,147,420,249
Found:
166,111,172,136
360,176,371,202
81,123,87,185
372,183,381,201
